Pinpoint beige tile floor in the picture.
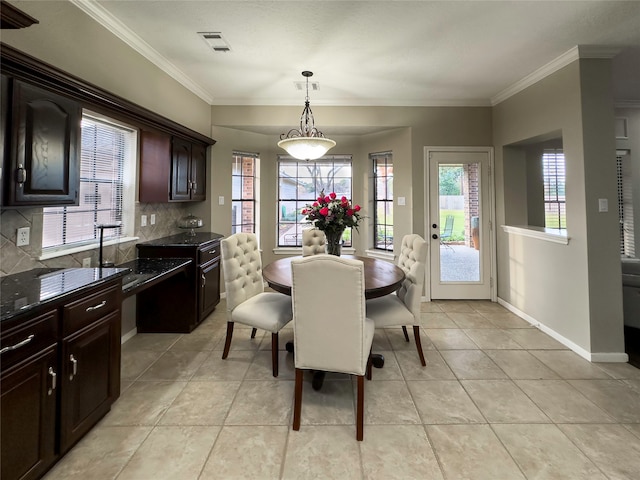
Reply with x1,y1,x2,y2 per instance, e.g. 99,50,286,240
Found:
43,299,640,480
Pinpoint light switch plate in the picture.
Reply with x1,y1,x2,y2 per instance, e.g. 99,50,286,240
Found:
141,214,147,227
598,198,608,212
397,197,406,206
218,196,225,205
150,214,156,225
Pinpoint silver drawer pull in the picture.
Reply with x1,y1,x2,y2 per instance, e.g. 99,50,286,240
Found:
48,367,56,395
207,249,216,255
201,273,206,286
69,354,78,379
86,300,107,312
0,334,35,354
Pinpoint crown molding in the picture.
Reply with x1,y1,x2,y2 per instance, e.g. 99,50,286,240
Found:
69,0,213,104
491,45,623,106
615,100,640,109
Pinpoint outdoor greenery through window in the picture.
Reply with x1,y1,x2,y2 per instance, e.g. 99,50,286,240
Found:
372,152,393,250
543,149,566,230
278,155,353,247
42,114,136,252
232,152,257,234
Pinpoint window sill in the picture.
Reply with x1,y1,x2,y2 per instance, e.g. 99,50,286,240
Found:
272,247,356,256
364,249,395,261
501,225,569,245
39,236,140,261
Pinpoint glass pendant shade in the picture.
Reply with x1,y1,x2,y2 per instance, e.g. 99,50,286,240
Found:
279,71,335,160
277,136,336,160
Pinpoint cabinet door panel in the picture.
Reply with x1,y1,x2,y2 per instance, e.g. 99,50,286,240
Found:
1,346,58,480
200,260,220,320
9,80,80,206
190,143,206,201
171,138,191,201
60,312,120,453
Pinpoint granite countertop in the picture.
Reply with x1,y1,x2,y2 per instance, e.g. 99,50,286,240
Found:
1,267,129,322
136,232,224,247
118,257,192,296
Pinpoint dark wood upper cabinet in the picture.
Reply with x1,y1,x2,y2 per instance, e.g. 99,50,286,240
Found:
139,130,207,203
0,1,39,29
4,80,81,206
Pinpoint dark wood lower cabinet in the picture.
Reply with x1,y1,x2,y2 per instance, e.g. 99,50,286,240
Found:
1,346,57,480
200,259,220,319
60,312,121,454
0,277,122,480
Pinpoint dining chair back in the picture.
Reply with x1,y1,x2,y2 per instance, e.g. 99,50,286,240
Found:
220,233,292,376
291,254,374,441
365,234,428,365
301,228,326,256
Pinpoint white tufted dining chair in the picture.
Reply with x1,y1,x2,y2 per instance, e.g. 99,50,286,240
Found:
365,234,428,366
301,228,326,256
291,254,373,441
220,233,293,377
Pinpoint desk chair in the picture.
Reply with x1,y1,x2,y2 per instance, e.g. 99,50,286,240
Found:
365,234,428,366
302,228,326,256
220,233,293,377
291,255,374,441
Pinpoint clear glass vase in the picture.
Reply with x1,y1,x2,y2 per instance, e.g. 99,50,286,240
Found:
324,228,345,256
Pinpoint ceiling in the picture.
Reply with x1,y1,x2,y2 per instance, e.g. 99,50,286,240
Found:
70,1,640,108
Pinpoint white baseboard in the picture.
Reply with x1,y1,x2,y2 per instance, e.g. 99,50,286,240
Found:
497,297,629,363
121,327,137,344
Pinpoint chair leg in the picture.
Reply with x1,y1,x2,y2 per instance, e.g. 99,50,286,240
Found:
272,332,279,377
222,321,234,359
402,325,410,342
293,368,303,431
356,375,364,441
413,325,427,366
366,350,372,380
251,327,257,339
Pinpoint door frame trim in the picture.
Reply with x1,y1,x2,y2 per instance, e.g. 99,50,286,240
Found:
423,146,497,302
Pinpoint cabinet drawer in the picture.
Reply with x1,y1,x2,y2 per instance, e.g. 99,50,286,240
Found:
63,284,120,336
0,309,58,371
198,242,220,266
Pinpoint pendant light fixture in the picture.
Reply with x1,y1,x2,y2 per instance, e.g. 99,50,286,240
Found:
278,71,336,160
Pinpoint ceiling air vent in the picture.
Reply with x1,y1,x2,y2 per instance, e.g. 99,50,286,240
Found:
198,32,231,53
294,81,319,91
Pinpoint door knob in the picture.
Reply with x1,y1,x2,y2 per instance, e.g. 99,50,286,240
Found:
432,234,438,240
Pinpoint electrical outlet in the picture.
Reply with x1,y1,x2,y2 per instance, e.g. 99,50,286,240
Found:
150,214,156,225
218,196,225,205
16,227,30,246
141,215,147,227
82,257,92,268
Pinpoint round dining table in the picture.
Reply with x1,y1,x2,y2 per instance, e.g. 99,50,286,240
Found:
262,255,405,389
262,255,405,300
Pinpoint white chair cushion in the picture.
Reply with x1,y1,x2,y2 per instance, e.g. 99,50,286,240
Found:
231,292,293,332
366,293,416,328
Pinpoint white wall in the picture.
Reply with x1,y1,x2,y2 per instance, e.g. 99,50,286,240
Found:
493,59,625,359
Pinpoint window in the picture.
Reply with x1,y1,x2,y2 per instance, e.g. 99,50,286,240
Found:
617,151,635,257
42,114,136,253
278,155,353,247
232,152,257,234
372,152,393,250
542,149,566,230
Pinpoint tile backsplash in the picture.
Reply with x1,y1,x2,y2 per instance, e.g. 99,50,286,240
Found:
0,202,197,276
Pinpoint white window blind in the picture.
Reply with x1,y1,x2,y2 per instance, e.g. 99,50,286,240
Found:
542,149,566,230
42,115,135,251
617,153,635,257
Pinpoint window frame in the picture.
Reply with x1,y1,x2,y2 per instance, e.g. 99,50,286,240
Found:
40,111,137,259
231,152,258,235
277,154,353,248
542,148,566,231
371,151,393,251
